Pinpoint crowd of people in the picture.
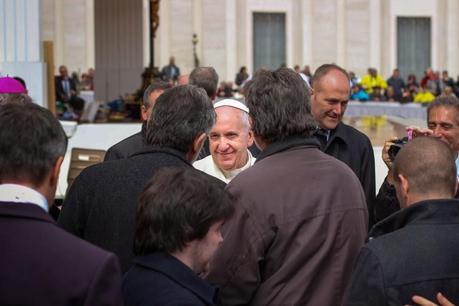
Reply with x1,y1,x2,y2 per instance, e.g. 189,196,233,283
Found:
53,56,459,123
1,60,459,306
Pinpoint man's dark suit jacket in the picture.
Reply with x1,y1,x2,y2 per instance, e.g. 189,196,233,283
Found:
104,124,149,161
59,147,194,273
55,76,85,112
55,76,77,102
0,202,123,306
314,122,376,227
123,252,218,306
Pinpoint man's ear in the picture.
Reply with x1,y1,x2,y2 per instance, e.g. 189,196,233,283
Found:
188,133,207,162
399,174,410,196
247,130,254,147
140,105,148,121
50,156,64,188
41,156,64,207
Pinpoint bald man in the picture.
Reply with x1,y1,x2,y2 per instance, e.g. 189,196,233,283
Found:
347,137,459,305
194,99,255,183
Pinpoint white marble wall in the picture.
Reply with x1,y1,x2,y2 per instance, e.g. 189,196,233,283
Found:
0,0,47,107
6,0,459,101
41,0,94,74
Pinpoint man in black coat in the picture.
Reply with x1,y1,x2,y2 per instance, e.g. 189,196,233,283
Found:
58,85,216,273
0,98,122,305
104,80,171,161
347,136,459,306
311,64,376,227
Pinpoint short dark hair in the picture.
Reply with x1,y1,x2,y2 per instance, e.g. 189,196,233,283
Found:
427,96,459,124
146,85,215,153
189,67,219,98
312,64,350,91
0,103,67,186
134,167,234,255
142,79,171,107
393,137,456,197
244,67,316,143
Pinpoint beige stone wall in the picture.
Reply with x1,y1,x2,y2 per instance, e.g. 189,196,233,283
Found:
41,0,94,75
38,0,459,81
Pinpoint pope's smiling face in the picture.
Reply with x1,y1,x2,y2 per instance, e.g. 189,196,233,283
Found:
209,106,253,171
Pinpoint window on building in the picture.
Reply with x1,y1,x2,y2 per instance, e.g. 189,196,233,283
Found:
253,13,286,71
397,17,431,81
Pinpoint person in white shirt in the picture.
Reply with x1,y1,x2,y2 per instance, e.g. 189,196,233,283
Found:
194,99,255,183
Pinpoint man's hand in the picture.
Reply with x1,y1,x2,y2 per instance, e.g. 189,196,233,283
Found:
382,137,399,170
409,293,455,306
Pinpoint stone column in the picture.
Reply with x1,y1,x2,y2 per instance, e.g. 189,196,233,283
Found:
369,0,381,73
301,0,313,67
446,0,458,76
336,0,346,67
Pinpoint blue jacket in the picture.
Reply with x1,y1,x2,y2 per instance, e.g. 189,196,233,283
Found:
123,252,218,306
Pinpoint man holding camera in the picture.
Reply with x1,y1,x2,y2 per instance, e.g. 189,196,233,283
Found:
375,96,459,223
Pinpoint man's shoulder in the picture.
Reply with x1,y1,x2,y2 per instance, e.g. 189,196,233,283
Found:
105,132,144,161
124,258,211,306
5,204,115,263
337,123,372,146
231,145,347,185
54,223,117,260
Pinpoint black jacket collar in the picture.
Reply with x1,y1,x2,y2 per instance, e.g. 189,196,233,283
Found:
327,122,350,147
135,252,217,305
255,136,320,163
369,198,459,239
130,145,191,166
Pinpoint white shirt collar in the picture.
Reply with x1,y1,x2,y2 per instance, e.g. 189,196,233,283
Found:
0,184,49,212
221,151,255,181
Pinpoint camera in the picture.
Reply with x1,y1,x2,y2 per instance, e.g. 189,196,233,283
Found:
388,137,409,162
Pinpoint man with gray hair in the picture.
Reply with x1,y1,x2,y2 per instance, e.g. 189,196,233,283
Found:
104,80,171,161
59,85,216,272
0,102,122,305
189,66,219,100
207,68,367,305
194,99,255,183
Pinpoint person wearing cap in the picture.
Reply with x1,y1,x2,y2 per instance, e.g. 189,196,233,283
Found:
0,76,28,105
194,99,255,183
